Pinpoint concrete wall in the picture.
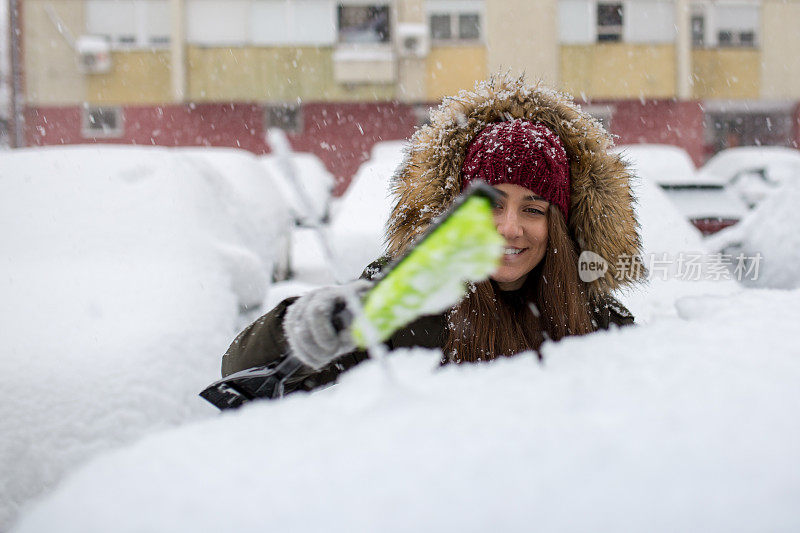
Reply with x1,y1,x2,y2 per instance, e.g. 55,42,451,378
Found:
486,0,558,84
23,0,85,104
425,46,487,99
761,0,800,99
691,49,760,100
561,44,676,99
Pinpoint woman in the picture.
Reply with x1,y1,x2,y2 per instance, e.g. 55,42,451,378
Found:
221,75,645,393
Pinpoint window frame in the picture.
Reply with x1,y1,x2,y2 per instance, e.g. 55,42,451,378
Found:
428,10,483,44
690,1,760,49
82,106,125,139
85,0,171,50
596,2,624,43
264,104,304,135
336,3,392,45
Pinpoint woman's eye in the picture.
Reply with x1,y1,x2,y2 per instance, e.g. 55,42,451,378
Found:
524,207,544,215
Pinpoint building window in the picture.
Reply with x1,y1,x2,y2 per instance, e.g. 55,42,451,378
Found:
86,0,170,49
430,14,451,40
82,106,124,138
337,5,391,44
458,13,480,40
429,12,482,42
597,2,623,42
717,29,756,48
691,14,705,47
691,4,759,49
265,104,303,134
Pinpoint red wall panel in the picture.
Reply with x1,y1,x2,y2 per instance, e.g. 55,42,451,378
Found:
603,100,706,166
24,102,420,194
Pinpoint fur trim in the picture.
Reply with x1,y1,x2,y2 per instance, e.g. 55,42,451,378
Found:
385,74,646,296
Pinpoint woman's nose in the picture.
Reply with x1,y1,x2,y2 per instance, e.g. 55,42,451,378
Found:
495,210,523,240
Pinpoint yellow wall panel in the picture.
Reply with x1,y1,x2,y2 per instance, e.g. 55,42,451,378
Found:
24,0,85,105
186,47,395,102
691,49,760,100
425,47,487,100
560,44,676,99
86,51,172,105
761,0,800,99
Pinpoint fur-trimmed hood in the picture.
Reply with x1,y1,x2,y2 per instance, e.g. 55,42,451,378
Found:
385,74,645,296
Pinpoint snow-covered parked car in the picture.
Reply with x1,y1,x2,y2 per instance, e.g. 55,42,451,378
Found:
615,144,749,235
260,152,334,227
0,145,290,530
262,129,335,228
327,140,407,279
175,146,295,280
697,146,800,208
705,177,800,290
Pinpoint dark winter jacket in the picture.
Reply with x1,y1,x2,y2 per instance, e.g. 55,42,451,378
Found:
221,259,635,394
221,74,645,395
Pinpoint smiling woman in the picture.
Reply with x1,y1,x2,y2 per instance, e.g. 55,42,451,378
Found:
218,75,645,396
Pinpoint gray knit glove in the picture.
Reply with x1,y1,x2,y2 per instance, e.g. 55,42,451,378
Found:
283,280,372,369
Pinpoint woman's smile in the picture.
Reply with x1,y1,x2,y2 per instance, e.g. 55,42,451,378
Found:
491,183,550,291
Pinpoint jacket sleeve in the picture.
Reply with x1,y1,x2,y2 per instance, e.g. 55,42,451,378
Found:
591,295,635,330
220,258,392,391
221,296,371,394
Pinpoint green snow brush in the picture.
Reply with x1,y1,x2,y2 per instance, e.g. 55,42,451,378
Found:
351,181,505,347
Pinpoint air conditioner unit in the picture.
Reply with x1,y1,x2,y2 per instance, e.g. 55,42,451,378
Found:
396,23,429,58
76,35,112,74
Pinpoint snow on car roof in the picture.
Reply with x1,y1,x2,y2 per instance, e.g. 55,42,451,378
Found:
613,144,709,186
697,146,800,185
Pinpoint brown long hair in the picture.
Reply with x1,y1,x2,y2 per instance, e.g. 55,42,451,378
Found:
443,205,595,363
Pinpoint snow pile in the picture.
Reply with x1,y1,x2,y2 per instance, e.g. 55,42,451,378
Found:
0,146,290,530
705,178,800,289
614,144,699,185
697,146,800,207
12,288,800,533
328,141,407,279
174,146,293,282
616,177,739,323
262,133,335,226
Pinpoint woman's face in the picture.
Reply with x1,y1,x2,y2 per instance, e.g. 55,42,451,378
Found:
490,183,549,291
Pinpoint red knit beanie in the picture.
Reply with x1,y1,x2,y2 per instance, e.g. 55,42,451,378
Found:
461,120,571,221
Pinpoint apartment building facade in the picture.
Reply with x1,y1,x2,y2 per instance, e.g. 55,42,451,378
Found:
13,0,800,188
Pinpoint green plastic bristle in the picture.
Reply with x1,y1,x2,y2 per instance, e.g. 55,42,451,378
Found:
351,191,505,348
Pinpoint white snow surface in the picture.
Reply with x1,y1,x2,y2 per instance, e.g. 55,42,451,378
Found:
0,146,290,530
6,141,800,532
614,144,700,185
705,178,800,289
697,146,800,207
260,149,334,226
12,288,800,533
327,141,407,279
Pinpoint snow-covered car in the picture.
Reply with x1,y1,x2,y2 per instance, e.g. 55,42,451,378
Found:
705,177,800,290
260,152,334,227
697,146,800,207
615,144,748,235
0,145,290,530
262,129,335,228
327,140,407,279
175,146,295,280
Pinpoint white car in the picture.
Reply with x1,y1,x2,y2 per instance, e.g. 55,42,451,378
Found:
614,144,749,235
697,146,800,207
